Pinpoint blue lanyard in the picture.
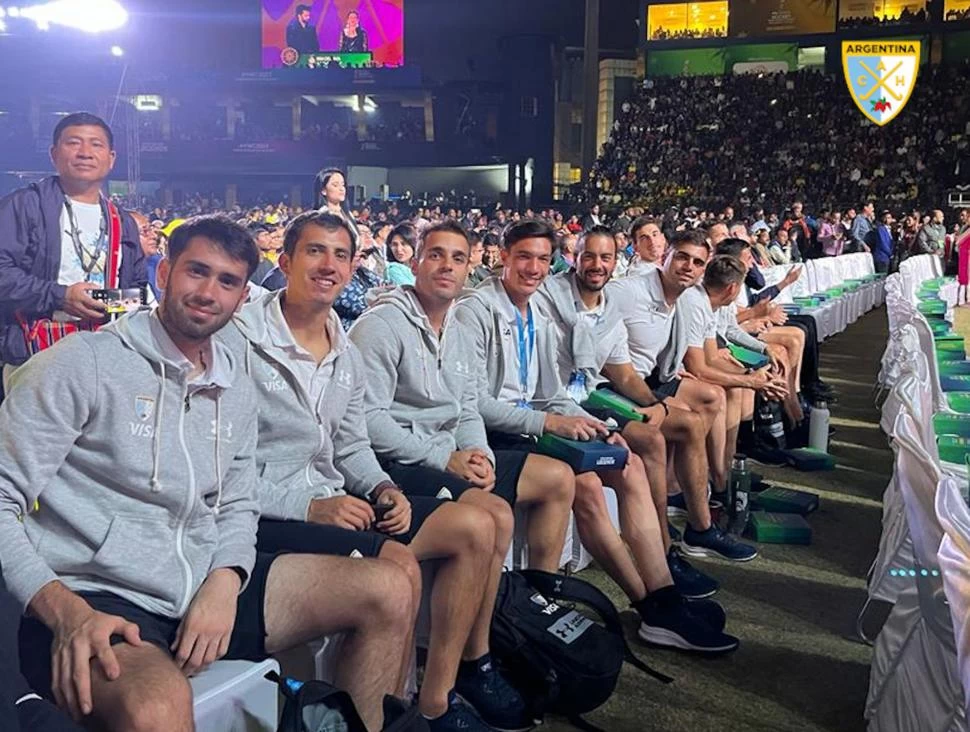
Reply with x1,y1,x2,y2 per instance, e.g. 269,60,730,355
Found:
514,305,535,401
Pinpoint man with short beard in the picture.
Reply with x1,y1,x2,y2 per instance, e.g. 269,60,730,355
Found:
456,220,739,654
1,216,411,731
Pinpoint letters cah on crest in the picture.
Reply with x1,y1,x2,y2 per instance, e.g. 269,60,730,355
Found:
842,41,920,126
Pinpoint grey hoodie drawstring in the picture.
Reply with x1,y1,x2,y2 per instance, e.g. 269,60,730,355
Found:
245,340,252,376
149,363,165,493
213,396,223,515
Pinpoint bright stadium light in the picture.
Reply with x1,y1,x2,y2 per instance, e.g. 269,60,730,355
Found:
19,0,127,33
110,44,122,56
7,6,19,17
0,18,5,31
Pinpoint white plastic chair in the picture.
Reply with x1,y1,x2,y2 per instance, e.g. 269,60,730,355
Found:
191,659,279,732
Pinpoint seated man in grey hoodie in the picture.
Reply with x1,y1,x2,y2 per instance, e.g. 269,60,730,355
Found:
221,211,528,732
350,220,578,710
454,219,739,655
536,225,741,598
0,216,412,732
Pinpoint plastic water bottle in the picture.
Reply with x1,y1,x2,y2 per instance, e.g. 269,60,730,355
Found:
566,372,588,404
727,454,751,536
808,400,830,452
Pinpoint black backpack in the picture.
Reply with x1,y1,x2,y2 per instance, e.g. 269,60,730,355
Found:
267,671,427,732
489,570,672,732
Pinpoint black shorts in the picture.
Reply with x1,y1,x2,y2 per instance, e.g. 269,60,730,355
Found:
645,369,681,399
384,450,527,508
258,518,387,558
19,551,282,699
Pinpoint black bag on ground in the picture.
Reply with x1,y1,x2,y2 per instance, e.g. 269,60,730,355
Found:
268,671,427,732
489,570,672,731
754,395,787,452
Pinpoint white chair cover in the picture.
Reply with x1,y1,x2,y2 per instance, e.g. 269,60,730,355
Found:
936,474,970,719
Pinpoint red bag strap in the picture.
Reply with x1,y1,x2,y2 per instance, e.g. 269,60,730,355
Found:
104,200,123,289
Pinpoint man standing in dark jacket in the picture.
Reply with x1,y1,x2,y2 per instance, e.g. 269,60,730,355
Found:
285,4,320,54
0,112,145,385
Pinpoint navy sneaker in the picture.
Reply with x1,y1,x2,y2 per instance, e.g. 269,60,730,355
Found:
682,523,759,562
666,492,688,517
667,547,719,599
637,594,739,654
668,521,682,544
426,692,492,732
687,597,727,632
455,655,533,732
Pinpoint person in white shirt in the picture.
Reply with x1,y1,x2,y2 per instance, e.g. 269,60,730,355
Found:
678,256,789,497
626,216,668,275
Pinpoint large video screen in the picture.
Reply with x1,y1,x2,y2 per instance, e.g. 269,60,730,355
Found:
728,0,835,35
646,2,728,41
945,0,970,20
839,0,926,21
261,0,404,70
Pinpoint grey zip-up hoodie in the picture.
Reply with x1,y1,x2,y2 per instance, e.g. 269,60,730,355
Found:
220,291,390,521
349,286,494,469
0,310,259,616
453,277,590,437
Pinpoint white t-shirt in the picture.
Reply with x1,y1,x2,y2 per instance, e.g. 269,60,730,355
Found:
679,285,717,349
58,200,106,288
497,290,540,405
608,268,676,379
553,276,630,390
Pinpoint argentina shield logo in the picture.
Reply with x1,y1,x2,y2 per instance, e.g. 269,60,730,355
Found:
842,40,920,126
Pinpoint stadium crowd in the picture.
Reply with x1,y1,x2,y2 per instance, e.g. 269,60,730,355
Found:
0,106,964,732
589,65,970,215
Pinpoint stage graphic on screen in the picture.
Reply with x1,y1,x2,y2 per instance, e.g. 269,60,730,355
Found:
728,0,836,36
262,0,404,70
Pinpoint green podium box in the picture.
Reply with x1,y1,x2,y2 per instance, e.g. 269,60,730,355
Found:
745,512,812,545
782,448,836,471
583,389,644,423
945,391,970,411
937,435,970,465
751,487,819,515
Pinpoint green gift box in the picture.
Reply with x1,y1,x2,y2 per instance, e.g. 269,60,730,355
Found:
745,512,812,544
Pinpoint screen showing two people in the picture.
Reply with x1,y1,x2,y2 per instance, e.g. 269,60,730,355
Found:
261,0,404,69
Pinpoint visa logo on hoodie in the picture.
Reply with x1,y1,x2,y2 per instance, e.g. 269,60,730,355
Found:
129,396,156,439
260,363,288,393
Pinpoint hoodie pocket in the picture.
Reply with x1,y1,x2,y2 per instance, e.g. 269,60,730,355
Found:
93,515,182,607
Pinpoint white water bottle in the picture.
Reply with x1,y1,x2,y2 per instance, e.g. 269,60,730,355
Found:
809,400,830,452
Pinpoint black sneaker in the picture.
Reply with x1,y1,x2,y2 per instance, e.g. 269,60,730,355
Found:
667,548,719,599
682,524,758,562
455,655,533,732
426,692,493,732
666,492,688,518
637,595,739,654
668,521,682,543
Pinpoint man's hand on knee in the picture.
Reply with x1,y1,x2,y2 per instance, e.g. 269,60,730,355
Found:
50,603,143,721
171,567,241,677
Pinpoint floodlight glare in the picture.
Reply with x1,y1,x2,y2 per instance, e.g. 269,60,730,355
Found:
110,44,123,56
19,0,127,33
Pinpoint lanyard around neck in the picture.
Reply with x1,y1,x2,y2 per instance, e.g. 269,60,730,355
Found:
63,196,107,280
514,305,535,401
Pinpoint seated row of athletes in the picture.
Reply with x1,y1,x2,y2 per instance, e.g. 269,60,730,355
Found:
0,210,807,732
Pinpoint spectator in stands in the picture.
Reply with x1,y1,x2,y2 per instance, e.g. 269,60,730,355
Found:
0,216,411,731
482,231,501,272
818,210,847,257
222,212,523,732
751,228,773,266
386,223,417,285
339,10,369,53
286,4,320,54
465,230,491,286
455,220,741,652
628,216,668,275
315,168,360,243
131,211,162,303
582,204,603,231
768,227,794,264
848,202,876,253
536,227,726,600
0,113,145,388
552,230,578,273
874,211,896,273
249,224,278,286
915,208,946,256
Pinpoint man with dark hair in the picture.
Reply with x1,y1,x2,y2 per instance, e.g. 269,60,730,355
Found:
1,215,411,731
465,230,491,286
848,202,875,254
286,3,320,54
455,220,739,653
0,112,145,387
628,216,668,275
222,212,522,731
